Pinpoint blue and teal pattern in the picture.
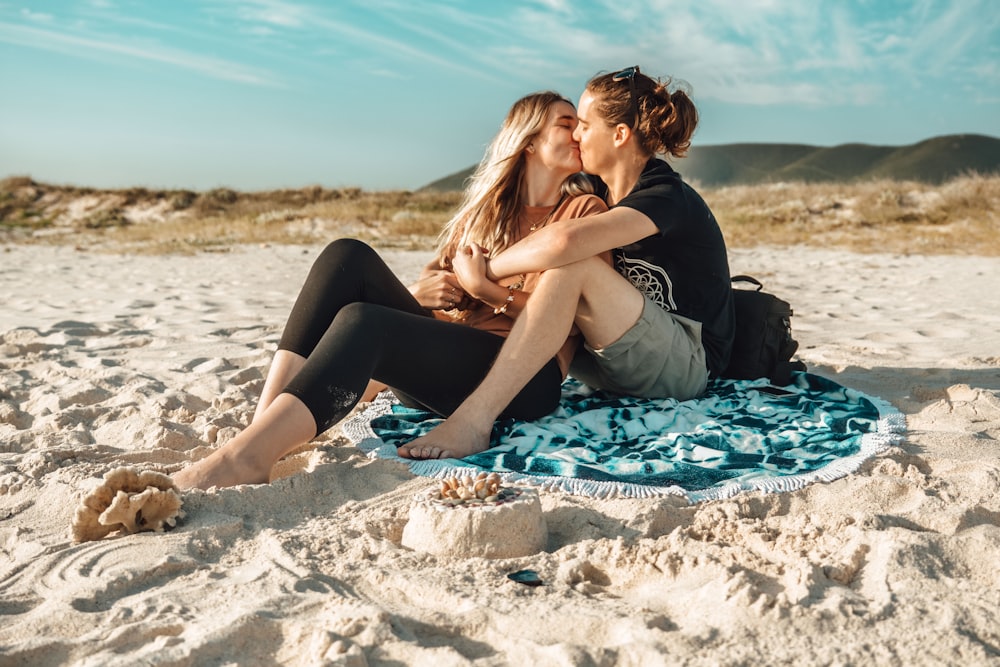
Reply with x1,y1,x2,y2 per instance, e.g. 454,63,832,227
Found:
341,372,906,502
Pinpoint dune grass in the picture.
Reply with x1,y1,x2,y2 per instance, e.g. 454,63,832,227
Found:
706,173,1000,255
102,190,460,254
2,173,997,255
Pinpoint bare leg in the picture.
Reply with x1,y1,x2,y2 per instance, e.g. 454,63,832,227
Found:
174,394,317,490
361,380,388,403
398,257,644,459
253,350,307,422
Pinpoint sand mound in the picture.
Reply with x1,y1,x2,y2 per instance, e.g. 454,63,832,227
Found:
402,478,548,559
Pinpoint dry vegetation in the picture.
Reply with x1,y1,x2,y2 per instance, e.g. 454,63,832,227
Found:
2,173,998,255
0,177,461,254
704,173,1000,255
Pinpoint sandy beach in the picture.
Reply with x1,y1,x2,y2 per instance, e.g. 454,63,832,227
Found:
1,242,999,666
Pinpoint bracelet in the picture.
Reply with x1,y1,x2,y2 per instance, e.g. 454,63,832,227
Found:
493,284,516,315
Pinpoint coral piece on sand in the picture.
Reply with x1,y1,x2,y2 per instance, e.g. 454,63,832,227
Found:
71,466,185,542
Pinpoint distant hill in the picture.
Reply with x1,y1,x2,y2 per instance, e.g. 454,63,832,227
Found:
420,133,1000,191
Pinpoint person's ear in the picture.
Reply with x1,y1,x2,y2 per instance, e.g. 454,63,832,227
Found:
526,144,536,154
613,124,631,147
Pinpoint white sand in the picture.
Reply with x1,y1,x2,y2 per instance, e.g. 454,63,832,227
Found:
1,242,998,666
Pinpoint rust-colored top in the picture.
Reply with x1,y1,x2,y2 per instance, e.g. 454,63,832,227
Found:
434,193,609,376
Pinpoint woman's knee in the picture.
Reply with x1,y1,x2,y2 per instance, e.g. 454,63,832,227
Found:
333,301,382,330
317,238,377,268
538,255,609,287
303,239,380,289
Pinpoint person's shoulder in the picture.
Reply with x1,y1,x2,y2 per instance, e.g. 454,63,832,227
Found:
564,193,609,217
568,192,609,208
638,158,682,187
623,158,694,207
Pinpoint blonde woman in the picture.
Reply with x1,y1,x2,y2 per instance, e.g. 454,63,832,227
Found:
173,91,607,490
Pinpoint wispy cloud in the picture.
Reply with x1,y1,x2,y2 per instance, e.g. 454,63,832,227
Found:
493,0,998,107
311,16,489,80
0,21,280,87
3,0,994,109
340,0,604,87
895,0,995,77
222,0,504,82
233,0,310,28
529,0,572,13
20,8,53,22
360,7,518,80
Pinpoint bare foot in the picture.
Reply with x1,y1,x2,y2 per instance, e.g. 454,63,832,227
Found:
397,418,492,460
172,449,270,491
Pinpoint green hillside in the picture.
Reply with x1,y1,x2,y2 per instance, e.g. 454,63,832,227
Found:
773,144,896,183
421,169,475,193
676,143,816,185
421,133,1000,190
865,134,1000,182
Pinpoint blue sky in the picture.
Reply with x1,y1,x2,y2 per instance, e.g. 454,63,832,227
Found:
1,0,997,191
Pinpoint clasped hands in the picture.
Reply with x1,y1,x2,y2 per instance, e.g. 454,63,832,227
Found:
410,244,494,311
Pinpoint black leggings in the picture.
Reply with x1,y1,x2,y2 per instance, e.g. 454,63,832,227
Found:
278,239,563,435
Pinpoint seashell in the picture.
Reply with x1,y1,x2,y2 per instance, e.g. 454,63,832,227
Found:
426,471,511,507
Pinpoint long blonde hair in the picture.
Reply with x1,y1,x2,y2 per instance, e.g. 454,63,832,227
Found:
435,91,592,267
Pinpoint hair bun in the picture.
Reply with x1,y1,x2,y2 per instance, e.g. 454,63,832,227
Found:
586,69,699,158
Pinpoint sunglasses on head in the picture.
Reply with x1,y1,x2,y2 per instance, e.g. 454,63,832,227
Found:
612,65,640,128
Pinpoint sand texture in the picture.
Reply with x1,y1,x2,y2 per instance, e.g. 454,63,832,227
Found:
1,243,999,666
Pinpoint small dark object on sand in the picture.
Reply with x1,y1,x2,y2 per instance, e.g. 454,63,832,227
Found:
507,569,543,587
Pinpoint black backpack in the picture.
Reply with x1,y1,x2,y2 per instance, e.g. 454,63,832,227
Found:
722,275,806,386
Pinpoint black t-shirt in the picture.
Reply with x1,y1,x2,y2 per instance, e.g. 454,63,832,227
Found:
592,158,735,375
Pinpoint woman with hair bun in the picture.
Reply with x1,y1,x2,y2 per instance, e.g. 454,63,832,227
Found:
172,91,608,490
402,66,735,461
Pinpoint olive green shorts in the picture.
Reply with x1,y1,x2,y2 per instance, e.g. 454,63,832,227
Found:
568,296,709,400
